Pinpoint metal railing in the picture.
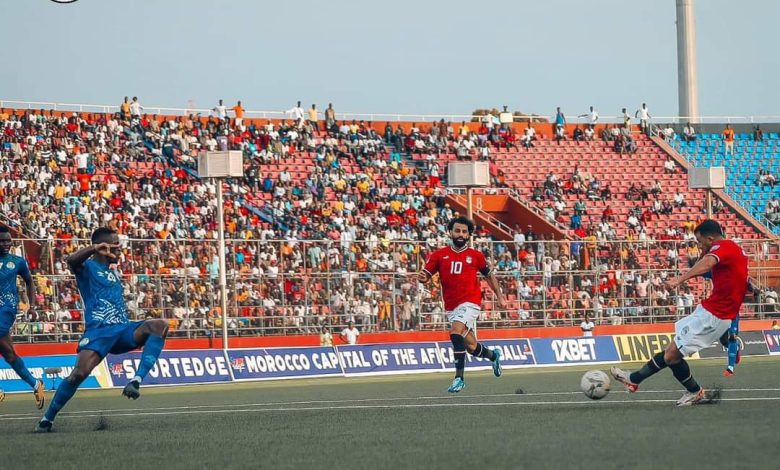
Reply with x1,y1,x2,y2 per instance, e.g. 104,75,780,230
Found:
5,238,780,343
6,98,780,124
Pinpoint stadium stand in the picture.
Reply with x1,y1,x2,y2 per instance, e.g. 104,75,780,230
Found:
0,105,776,343
672,128,780,234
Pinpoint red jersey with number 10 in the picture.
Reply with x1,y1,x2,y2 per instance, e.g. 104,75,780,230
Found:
423,246,489,311
702,239,748,320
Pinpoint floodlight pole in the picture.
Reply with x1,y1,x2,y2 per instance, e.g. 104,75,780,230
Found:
467,186,474,221
215,178,229,350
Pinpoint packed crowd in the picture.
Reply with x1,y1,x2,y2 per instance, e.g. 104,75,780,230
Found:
0,102,775,342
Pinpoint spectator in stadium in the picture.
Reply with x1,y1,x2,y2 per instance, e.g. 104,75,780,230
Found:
753,125,764,142
601,124,614,142
213,99,227,120
772,320,779,330
120,96,131,119
580,313,594,337
722,124,735,156
584,125,595,141
286,101,304,126
232,100,244,127
554,107,566,129
573,125,584,142
554,124,565,145
662,125,675,141
325,103,336,131
635,103,651,134
339,321,360,344
319,326,333,346
682,122,696,141
664,157,676,174
621,108,631,127
308,104,319,131
130,96,143,117
758,169,776,189
578,106,599,128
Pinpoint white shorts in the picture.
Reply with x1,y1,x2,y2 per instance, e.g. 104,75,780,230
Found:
447,302,481,331
674,305,731,357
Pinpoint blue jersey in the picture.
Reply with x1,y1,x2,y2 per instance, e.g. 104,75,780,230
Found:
0,254,29,313
74,259,129,330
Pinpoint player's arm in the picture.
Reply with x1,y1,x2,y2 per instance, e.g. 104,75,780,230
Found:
66,245,98,273
481,265,507,308
418,252,438,284
66,243,117,273
666,254,718,290
20,264,35,308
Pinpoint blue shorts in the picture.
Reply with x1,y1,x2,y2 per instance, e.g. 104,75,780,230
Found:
0,310,16,337
77,322,144,358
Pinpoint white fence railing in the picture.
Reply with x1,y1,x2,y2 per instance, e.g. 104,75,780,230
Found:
5,99,780,124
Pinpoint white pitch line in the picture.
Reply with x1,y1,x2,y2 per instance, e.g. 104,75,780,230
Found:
3,397,780,422
2,387,780,419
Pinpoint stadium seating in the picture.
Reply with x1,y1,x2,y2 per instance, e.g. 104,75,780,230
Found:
673,133,780,234
0,108,775,342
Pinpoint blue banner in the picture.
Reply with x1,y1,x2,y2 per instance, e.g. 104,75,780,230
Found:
106,350,232,386
531,336,619,365
437,339,536,368
0,355,106,393
764,330,780,355
338,343,444,374
227,347,343,380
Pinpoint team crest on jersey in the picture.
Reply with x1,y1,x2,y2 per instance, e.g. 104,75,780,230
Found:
466,256,472,264
79,337,90,347
4,262,13,270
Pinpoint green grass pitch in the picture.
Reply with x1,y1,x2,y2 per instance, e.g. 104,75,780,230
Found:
1,357,779,469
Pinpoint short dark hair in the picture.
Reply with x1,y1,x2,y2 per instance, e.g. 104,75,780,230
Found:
694,220,723,237
91,227,116,244
0,226,10,234
447,216,475,235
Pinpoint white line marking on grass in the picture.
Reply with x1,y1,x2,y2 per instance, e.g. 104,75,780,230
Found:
2,397,780,422
2,387,779,420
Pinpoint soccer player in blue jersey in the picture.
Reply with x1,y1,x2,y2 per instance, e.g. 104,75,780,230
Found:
0,227,46,409
35,228,169,432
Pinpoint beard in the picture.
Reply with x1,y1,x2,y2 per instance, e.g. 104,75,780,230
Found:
452,237,468,248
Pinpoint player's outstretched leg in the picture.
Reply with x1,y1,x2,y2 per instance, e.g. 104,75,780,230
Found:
0,336,45,409
36,350,102,432
467,340,502,378
610,351,667,393
123,319,168,400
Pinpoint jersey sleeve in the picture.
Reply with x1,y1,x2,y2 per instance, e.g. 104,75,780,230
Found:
706,242,729,264
17,258,30,278
423,251,440,276
477,251,491,276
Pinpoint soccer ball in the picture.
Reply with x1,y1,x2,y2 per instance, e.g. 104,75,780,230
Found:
580,370,610,400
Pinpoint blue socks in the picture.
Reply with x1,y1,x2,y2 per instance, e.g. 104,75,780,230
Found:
727,338,739,371
9,357,38,389
134,334,164,382
44,378,78,422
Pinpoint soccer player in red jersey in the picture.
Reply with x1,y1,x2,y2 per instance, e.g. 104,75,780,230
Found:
418,217,507,393
611,220,748,406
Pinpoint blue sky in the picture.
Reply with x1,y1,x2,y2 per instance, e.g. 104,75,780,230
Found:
1,0,777,118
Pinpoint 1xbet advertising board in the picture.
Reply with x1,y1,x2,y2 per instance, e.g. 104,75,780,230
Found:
531,336,619,365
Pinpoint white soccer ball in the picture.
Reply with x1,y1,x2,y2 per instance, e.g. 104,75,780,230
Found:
581,370,610,400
